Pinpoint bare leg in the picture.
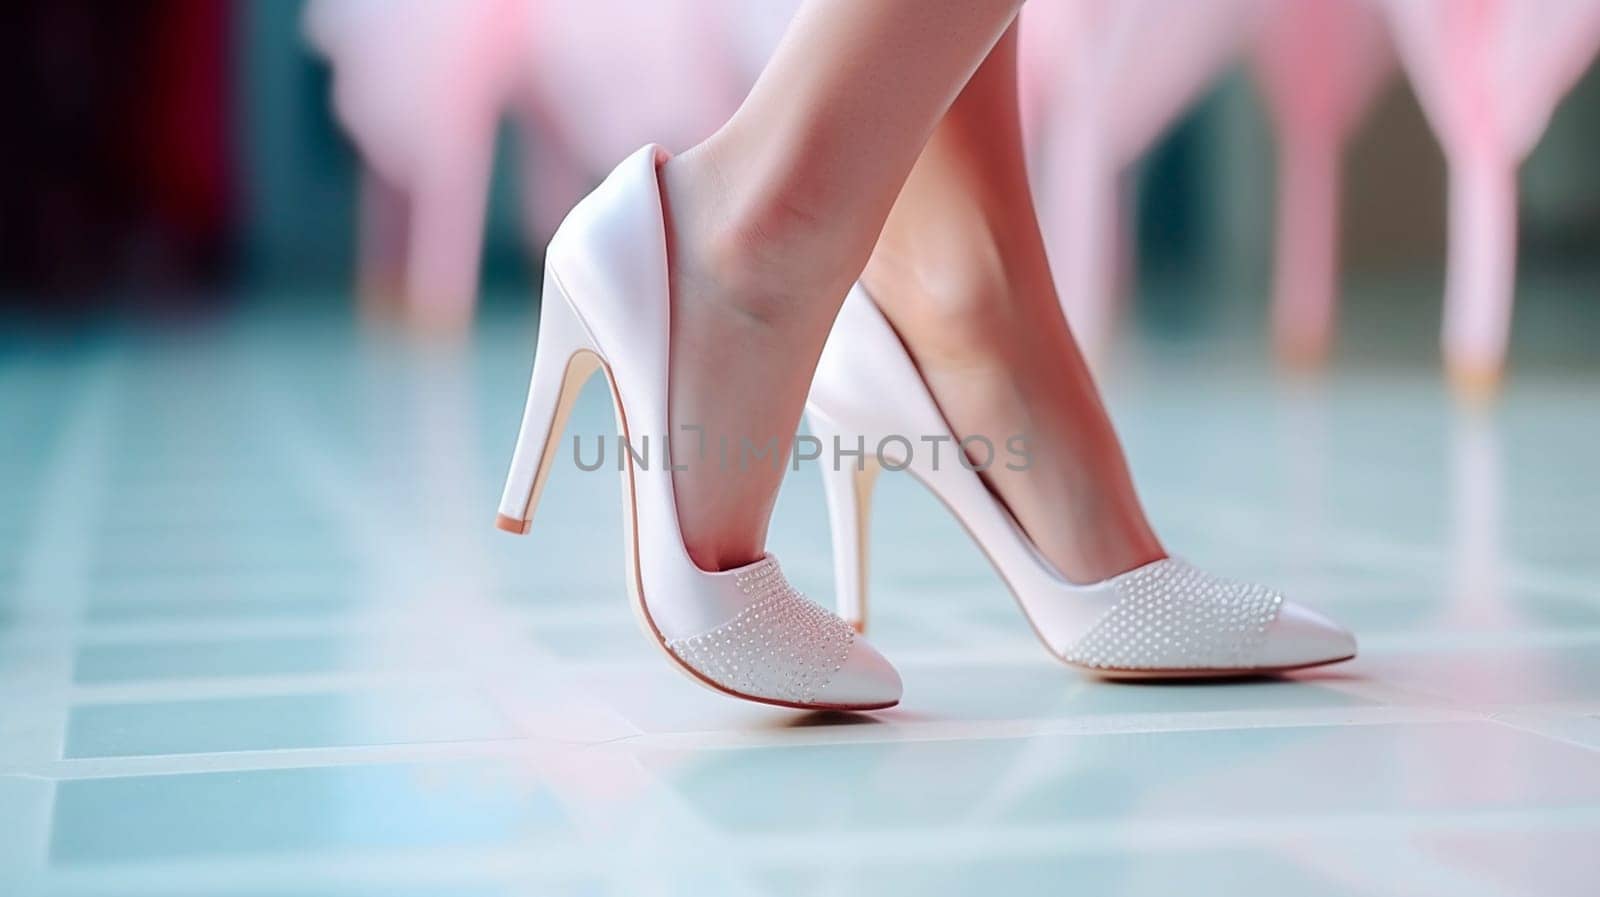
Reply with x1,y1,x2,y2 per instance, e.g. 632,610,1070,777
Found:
865,26,1165,583
661,0,1024,570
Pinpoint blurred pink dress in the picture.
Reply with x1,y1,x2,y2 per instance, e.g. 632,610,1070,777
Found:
1384,0,1600,392
1019,0,1259,359
305,0,769,330
520,0,751,235
306,0,532,330
1253,0,1393,366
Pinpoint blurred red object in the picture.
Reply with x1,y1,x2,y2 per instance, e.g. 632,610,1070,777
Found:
0,0,232,305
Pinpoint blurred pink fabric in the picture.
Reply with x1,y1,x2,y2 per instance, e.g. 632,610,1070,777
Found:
1384,0,1600,390
520,0,797,241
309,0,1600,381
1253,0,1393,366
1019,0,1260,360
305,0,783,329
522,0,754,235
309,0,1261,345
306,0,531,330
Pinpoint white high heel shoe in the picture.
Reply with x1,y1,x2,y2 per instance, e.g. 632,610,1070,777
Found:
496,146,902,710
807,285,1356,677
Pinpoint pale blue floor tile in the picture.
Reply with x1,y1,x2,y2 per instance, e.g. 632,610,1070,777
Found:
73,636,389,684
642,722,1599,834
64,688,517,758
3,294,1598,895
49,762,571,865
760,851,1377,897
1351,640,1600,706
82,595,364,624
0,776,54,890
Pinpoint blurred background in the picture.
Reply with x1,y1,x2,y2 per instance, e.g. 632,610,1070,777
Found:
6,5,1600,895
2,0,1596,384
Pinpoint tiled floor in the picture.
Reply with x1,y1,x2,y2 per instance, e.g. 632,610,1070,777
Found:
3,296,1599,896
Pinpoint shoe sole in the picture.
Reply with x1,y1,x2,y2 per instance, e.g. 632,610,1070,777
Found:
1077,654,1358,680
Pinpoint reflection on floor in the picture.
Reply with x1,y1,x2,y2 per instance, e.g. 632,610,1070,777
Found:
2,296,1598,897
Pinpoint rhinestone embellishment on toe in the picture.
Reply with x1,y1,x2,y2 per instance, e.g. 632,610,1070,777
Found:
665,557,856,704
1061,559,1285,671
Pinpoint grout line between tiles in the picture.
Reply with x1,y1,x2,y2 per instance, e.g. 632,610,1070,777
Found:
2,350,120,890
4,705,1493,780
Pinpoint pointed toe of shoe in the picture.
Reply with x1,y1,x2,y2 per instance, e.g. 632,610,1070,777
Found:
1257,602,1357,670
813,637,902,709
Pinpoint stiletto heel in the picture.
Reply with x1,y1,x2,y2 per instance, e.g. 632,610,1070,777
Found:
807,284,1357,677
496,145,901,710
811,412,880,634
497,277,603,535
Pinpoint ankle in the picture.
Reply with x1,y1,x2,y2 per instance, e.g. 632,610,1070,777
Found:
864,231,1063,369
662,148,855,330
